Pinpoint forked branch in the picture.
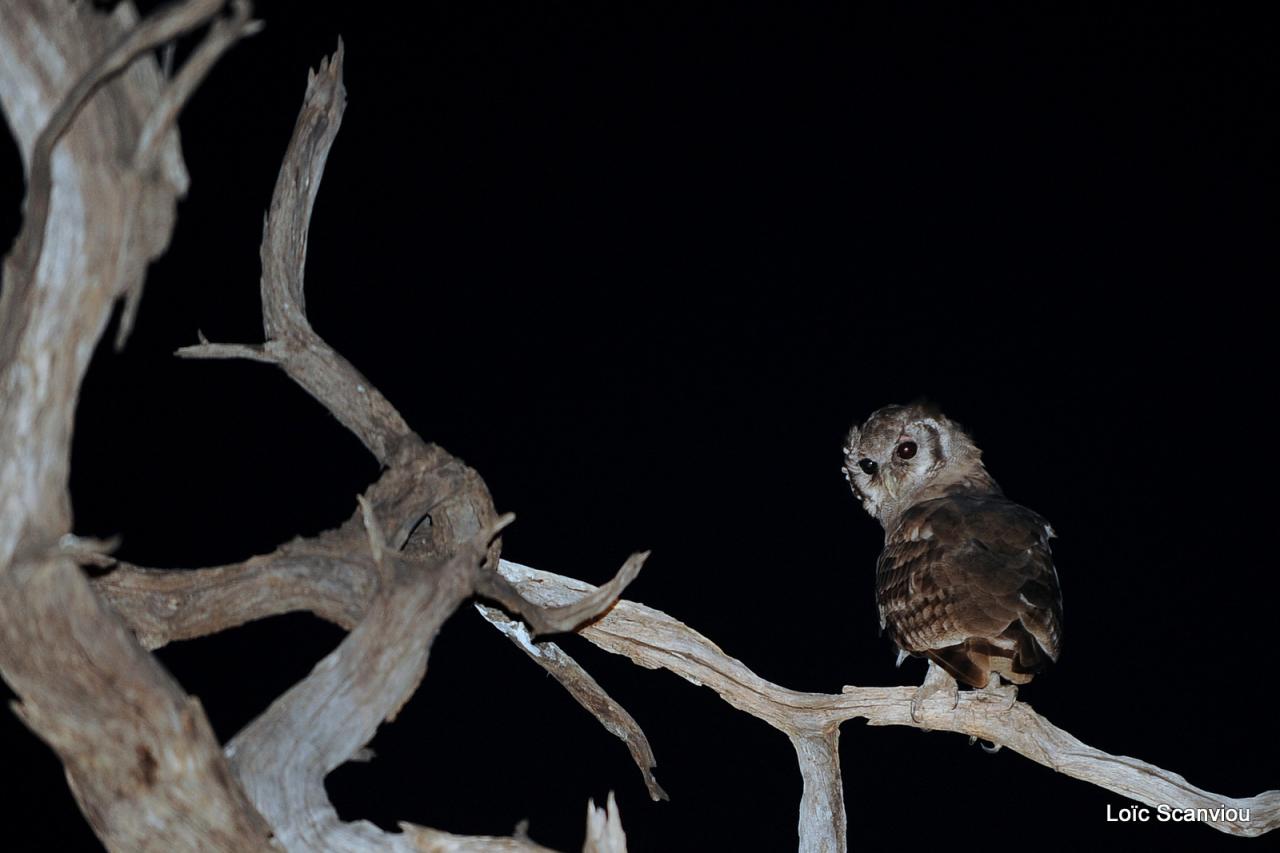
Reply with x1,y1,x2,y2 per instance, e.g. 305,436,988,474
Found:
162,37,640,852
2,4,635,850
481,560,1280,849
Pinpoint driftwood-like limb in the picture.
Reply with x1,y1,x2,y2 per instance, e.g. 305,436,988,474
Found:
475,551,648,635
187,40,501,849
95,547,1279,846
93,534,1280,849
493,560,1280,848
479,605,668,802
790,733,845,852
225,536,483,851
90,536,665,809
0,1,274,850
3,6,633,849
91,539,665,810
178,41,415,465
92,540,377,650
92,546,668,805
221,511,630,851
162,37,631,851
86,451,496,651
88,443,483,653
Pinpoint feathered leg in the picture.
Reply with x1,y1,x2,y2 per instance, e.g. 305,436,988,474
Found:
910,659,959,723
975,671,1018,711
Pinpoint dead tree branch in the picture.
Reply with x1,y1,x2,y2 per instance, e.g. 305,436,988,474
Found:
176,39,414,466
475,551,649,636
92,542,377,650
153,36,642,852
481,560,1280,850
2,4,636,850
94,538,1280,848
479,604,669,802
0,2,275,849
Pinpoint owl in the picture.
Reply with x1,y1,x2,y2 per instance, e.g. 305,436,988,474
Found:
842,403,1063,719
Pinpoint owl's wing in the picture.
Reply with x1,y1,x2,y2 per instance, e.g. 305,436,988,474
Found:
876,495,1064,688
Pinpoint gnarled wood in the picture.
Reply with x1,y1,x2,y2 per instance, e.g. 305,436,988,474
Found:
1,5,631,850
0,2,274,850
485,559,1280,846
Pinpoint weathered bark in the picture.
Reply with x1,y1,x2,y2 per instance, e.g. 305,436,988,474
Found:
0,2,274,850
484,560,1280,848
0,3,635,850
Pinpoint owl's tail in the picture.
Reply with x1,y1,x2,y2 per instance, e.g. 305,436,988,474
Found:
927,626,1052,689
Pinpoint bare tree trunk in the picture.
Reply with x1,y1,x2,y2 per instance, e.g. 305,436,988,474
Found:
0,2,275,848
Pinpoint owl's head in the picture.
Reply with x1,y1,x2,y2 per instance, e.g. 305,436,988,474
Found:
842,403,998,529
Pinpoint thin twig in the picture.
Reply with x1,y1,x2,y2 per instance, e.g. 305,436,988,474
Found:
176,341,280,363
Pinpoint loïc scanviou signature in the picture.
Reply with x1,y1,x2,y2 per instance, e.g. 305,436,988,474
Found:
1106,804,1251,823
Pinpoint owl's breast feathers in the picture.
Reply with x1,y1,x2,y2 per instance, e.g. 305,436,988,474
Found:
876,494,1064,689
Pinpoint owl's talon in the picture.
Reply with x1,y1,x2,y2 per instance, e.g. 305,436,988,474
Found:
966,735,1003,753
910,660,959,723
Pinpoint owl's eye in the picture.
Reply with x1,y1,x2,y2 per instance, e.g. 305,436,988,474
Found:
896,441,917,460
858,458,878,476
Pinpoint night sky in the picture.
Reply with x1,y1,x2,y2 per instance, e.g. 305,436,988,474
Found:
2,2,1276,850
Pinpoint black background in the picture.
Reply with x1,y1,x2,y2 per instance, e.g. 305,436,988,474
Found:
2,2,1276,850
